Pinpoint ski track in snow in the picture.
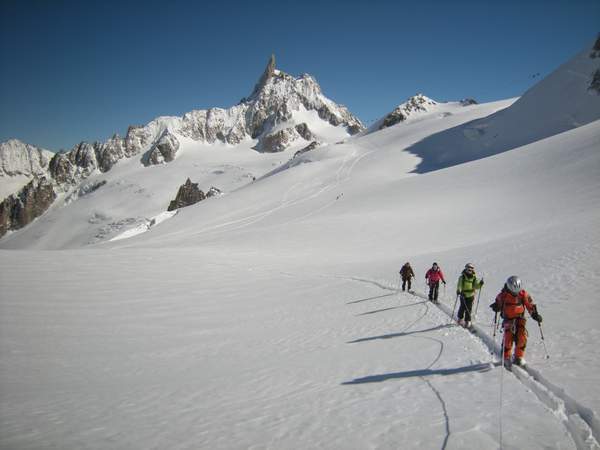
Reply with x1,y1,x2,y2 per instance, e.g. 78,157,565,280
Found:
343,274,600,450
0,253,582,450
139,140,372,244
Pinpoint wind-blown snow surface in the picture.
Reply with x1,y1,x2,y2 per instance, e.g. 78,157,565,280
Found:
1,105,600,448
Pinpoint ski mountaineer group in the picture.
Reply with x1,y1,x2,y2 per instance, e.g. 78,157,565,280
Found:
398,262,543,367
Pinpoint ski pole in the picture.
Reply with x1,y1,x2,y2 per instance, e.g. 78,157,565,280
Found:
492,311,499,338
538,322,550,359
451,293,459,323
490,311,499,357
474,278,484,321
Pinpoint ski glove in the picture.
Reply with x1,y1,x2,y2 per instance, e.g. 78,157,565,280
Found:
490,302,500,312
480,279,485,286
531,311,543,323
443,280,447,285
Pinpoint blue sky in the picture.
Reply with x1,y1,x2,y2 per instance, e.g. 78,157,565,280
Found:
0,0,598,151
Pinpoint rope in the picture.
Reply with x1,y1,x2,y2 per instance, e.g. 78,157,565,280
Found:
499,325,505,449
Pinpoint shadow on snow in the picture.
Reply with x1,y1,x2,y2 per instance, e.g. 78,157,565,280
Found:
341,362,497,385
346,293,396,305
347,323,453,343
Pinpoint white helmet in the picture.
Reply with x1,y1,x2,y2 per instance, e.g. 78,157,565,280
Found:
505,276,522,295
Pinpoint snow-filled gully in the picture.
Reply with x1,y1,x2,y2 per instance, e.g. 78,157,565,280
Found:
344,275,600,450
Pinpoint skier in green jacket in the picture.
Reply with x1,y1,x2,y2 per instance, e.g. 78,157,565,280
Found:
456,263,484,327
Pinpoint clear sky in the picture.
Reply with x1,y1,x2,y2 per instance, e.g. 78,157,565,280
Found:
0,0,598,151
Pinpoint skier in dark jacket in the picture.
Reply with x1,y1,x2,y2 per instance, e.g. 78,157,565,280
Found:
456,263,484,327
399,262,415,292
425,262,446,303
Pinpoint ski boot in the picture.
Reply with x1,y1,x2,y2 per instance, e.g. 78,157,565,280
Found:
513,357,526,367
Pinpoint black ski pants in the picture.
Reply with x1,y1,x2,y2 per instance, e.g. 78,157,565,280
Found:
458,295,474,322
428,281,440,301
402,277,411,291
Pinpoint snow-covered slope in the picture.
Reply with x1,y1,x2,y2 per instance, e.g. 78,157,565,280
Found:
404,38,600,172
1,115,599,449
0,99,512,249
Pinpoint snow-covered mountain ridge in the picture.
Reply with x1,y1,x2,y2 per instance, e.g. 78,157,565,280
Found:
0,55,364,237
0,55,363,191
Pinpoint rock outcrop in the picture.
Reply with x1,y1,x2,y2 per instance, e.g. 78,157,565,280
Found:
255,127,300,153
293,140,321,158
590,34,600,58
144,130,180,165
294,123,314,141
460,98,478,106
379,94,438,130
0,177,56,237
167,178,206,211
590,70,600,93
206,186,222,198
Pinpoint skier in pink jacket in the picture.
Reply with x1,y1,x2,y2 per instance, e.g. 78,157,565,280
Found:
425,262,446,303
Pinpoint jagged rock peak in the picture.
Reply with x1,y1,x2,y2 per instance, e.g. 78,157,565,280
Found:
167,178,206,211
250,54,277,98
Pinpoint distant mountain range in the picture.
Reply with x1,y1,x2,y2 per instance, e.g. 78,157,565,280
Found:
1,35,599,243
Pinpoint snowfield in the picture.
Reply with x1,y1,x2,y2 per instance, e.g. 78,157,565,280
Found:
1,42,600,449
2,113,599,449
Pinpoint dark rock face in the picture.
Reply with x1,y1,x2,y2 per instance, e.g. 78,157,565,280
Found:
294,141,321,158
460,98,478,106
381,110,407,129
254,127,298,153
591,34,600,58
96,135,126,172
0,177,56,237
347,124,362,135
167,178,206,211
48,152,76,185
590,69,600,93
206,186,222,198
294,123,314,141
250,54,276,98
144,131,180,165
379,94,437,130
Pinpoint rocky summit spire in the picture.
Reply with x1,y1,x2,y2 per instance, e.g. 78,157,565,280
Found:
250,54,276,98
